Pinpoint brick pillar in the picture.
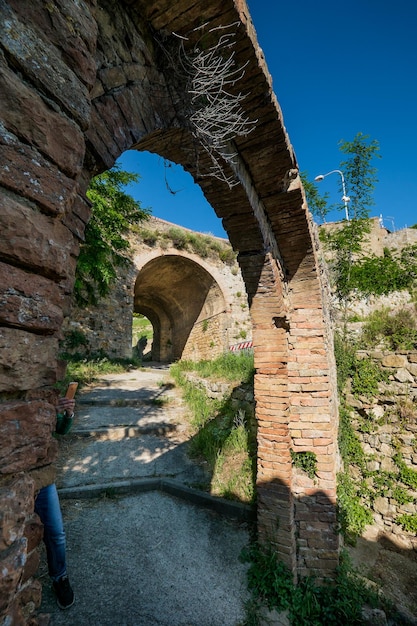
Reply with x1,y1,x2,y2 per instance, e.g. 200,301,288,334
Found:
243,249,339,581
288,260,339,580
242,252,296,574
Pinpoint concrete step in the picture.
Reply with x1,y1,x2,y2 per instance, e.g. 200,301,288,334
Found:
76,386,177,406
73,404,183,431
56,432,209,490
72,423,178,440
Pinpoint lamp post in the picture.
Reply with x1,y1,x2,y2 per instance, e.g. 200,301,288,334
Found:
314,169,350,221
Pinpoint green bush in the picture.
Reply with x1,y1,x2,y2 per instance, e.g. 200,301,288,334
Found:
63,329,88,350
360,307,417,350
392,486,414,505
241,545,385,625
139,228,159,246
188,233,209,257
167,227,187,249
219,247,237,265
334,333,356,394
394,453,417,490
351,356,388,398
338,405,365,469
396,513,417,534
58,356,141,391
337,473,373,544
349,247,413,296
334,333,388,398
173,352,254,383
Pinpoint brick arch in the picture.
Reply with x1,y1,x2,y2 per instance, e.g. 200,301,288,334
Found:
0,1,340,621
132,252,229,362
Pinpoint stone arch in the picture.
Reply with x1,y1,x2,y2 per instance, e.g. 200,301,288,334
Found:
0,1,340,621
133,251,230,362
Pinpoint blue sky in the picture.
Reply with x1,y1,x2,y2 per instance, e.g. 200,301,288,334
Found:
118,1,417,237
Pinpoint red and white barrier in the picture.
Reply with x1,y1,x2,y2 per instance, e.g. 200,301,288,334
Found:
229,341,253,351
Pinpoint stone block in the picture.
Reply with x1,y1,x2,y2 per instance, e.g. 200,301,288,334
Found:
2,602,26,626
381,354,408,368
373,496,395,517
0,3,90,129
16,578,42,619
0,128,77,216
380,456,396,472
0,190,78,280
0,61,85,177
21,549,40,584
72,194,92,227
394,368,414,383
0,537,27,614
24,516,43,553
8,0,98,88
0,475,34,551
0,263,63,333
0,329,59,392
0,400,58,474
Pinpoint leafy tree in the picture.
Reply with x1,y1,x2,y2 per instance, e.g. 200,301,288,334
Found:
349,245,417,296
320,217,372,302
301,171,332,223
339,132,380,221
307,134,380,306
74,166,150,306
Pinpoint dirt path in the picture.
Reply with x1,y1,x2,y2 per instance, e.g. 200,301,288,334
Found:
37,365,252,626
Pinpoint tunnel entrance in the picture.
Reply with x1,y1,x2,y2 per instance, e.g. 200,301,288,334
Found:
132,313,153,361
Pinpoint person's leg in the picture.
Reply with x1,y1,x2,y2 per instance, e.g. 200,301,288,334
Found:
35,484,74,609
35,483,67,580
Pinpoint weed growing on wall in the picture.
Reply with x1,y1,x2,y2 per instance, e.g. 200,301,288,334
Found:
396,513,417,534
394,453,417,491
334,332,389,398
240,544,393,625
290,450,317,480
337,473,373,544
135,223,237,265
334,333,392,542
360,306,417,350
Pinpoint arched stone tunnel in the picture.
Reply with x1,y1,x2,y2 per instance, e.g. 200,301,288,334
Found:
0,0,339,621
133,251,230,362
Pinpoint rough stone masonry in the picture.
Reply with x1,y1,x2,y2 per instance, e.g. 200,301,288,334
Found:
0,1,339,623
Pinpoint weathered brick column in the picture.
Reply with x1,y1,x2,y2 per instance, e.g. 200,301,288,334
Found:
241,220,339,581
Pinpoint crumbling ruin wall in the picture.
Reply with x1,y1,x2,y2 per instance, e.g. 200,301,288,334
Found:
0,1,340,622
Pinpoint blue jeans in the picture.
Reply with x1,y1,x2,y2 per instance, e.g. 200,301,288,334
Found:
35,484,67,581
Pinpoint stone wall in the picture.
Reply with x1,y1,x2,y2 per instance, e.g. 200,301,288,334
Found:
320,217,417,258
347,350,417,548
64,262,135,360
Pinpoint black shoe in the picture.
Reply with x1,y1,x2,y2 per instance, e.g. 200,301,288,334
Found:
53,575,75,609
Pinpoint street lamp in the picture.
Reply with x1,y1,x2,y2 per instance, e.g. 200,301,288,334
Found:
314,169,350,221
